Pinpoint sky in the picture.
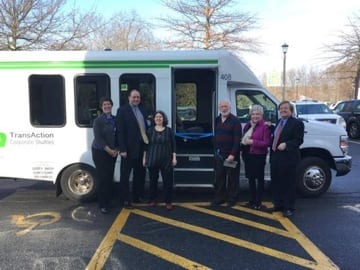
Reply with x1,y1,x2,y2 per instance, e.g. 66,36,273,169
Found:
70,0,359,77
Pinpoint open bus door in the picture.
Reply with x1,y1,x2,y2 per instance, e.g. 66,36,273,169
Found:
172,68,217,186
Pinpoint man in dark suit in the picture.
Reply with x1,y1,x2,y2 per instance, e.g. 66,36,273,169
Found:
270,100,304,217
116,89,149,208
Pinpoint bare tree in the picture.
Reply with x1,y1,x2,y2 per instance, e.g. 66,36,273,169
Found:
266,65,352,103
159,0,261,52
0,0,99,50
87,10,161,51
323,11,360,98
322,64,353,101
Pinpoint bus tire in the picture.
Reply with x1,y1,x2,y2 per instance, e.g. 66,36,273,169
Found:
60,164,98,202
296,157,331,197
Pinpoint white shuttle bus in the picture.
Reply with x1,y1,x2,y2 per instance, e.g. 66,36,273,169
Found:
0,50,351,201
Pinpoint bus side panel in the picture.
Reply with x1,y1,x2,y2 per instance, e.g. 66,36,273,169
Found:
0,70,95,183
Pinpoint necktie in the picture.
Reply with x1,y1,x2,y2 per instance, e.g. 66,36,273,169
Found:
134,107,149,144
272,120,284,151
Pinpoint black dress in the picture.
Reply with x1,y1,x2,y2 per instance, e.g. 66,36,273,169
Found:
145,126,176,203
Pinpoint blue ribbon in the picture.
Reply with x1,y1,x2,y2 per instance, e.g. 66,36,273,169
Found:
175,132,213,140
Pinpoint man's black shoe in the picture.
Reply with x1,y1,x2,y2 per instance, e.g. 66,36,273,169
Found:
133,197,146,203
227,201,236,207
123,201,134,209
210,200,225,206
283,209,293,217
245,201,256,208
100,207,110,214
268,206,283,213
254,204,265,210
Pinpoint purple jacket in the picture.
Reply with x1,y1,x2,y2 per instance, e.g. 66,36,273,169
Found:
242,119,271,155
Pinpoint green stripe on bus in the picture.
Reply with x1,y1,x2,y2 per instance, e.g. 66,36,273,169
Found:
0,60,218,69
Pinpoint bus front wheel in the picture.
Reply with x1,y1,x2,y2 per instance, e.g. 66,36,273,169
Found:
60,164,98,202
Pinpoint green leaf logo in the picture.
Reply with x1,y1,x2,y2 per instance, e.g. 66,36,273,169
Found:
0,133,7,147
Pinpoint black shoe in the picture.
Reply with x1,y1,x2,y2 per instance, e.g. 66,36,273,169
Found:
283,209,294,217
254,204,264,210
227,201,236,207
245,201,256,208
133,197,146,203
268,206,283,213
123,201,134,209
100,207,110,214
210,200,225,206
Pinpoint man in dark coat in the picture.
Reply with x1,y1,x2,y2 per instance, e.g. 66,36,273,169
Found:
212,99,242,207
270,100,304,217
116,89,149,208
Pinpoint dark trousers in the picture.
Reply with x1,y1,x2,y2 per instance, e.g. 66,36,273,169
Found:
242,152,266,205
214,157,240,203
92,148,116,208
119,156,146,202
270,157,297,210
148,166,173,204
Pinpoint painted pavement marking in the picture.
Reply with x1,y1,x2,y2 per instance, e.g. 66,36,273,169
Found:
11,211,60,236
87,202,339,270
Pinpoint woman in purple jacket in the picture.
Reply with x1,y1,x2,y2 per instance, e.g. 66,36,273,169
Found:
241,105,271,210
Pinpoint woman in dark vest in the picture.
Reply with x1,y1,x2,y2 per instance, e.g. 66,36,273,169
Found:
143,110,177,210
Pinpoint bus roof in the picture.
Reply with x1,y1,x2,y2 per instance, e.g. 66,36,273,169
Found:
0,50,262,87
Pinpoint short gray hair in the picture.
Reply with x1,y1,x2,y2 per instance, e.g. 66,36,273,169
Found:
218,99,231,107
250,104,264,115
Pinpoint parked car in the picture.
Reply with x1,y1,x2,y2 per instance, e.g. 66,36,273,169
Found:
332,99,360,138
291,100,346,129
177,106,197,121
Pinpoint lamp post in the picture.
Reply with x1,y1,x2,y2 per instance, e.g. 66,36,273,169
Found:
295,78,300,99
281,43,289,100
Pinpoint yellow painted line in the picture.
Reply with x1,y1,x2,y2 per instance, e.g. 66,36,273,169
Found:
11,212,60,236
87,202,339,270
183,203,338,269
86,209,131,270
118,233,211,270
132,208,322,269
181,203,294,239
279,216,339,270
233,204,279,220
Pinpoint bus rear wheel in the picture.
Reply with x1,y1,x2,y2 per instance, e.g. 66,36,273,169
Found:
60,164,98,202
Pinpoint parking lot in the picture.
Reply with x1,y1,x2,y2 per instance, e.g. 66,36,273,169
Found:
1,141,360,269
3,177,359,269
87,202,338,270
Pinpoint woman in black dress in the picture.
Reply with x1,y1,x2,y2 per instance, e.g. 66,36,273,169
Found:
143,111,177,210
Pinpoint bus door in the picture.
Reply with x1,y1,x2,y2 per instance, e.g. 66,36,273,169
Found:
172,68,217,186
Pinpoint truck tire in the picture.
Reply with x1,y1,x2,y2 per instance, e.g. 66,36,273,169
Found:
296,157,331,197
348,122,360,139
60,164,98,202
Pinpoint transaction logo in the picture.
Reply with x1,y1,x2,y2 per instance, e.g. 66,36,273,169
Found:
0,132,7,147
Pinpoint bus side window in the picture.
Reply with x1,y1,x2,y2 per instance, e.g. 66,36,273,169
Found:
29,75,66,126
75,74,110,127
235,90,278,124
119,73,156,123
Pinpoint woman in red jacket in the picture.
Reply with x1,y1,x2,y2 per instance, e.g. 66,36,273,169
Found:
241,105,271,210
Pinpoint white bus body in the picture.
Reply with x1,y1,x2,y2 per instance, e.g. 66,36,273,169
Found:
0,50,351,201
